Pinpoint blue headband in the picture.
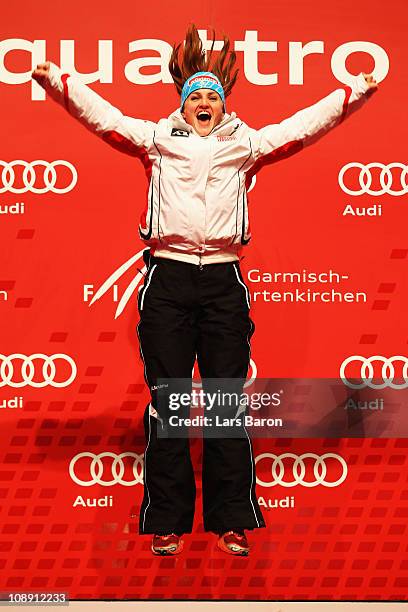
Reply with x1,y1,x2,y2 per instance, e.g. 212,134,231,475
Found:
180,71,225,110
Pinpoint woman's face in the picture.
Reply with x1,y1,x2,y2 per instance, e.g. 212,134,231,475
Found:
182,89,224,137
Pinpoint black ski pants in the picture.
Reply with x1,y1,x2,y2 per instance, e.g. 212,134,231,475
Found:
136,250,265,535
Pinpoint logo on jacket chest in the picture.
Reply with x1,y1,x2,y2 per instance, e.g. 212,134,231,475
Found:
171,128,190,137
217,135,237,142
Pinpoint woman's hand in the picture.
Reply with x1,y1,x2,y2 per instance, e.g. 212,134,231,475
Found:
362,72,378,93
32,61,51,86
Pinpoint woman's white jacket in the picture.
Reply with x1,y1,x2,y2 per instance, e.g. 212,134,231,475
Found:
43,62,371,265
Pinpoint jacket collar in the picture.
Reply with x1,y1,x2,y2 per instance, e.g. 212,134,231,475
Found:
168,109,239,137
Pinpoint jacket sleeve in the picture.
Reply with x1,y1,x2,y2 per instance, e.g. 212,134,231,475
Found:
40,62,156,156
249,72,372,168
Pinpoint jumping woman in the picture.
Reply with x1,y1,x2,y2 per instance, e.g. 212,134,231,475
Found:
32,23,377,556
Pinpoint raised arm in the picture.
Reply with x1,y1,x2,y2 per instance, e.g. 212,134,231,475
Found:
248,72,377,169
32,61,156,157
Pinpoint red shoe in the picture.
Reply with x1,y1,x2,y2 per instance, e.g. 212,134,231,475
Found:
217,530,250,556
151,533,184,555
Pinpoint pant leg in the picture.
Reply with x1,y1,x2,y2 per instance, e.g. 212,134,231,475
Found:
196,261,266,534
137,256,197,535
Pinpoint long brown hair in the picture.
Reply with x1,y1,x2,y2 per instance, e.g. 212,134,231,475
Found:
169,24,239,101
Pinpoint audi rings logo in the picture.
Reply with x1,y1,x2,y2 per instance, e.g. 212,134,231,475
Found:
340,355,408,389
0,353,77,388
0,160,78,194
69,452,144,486
338,162,408,196
70,451,347,488
255,453,348,488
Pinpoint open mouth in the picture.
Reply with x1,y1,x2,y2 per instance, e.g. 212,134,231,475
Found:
196,111,212,125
